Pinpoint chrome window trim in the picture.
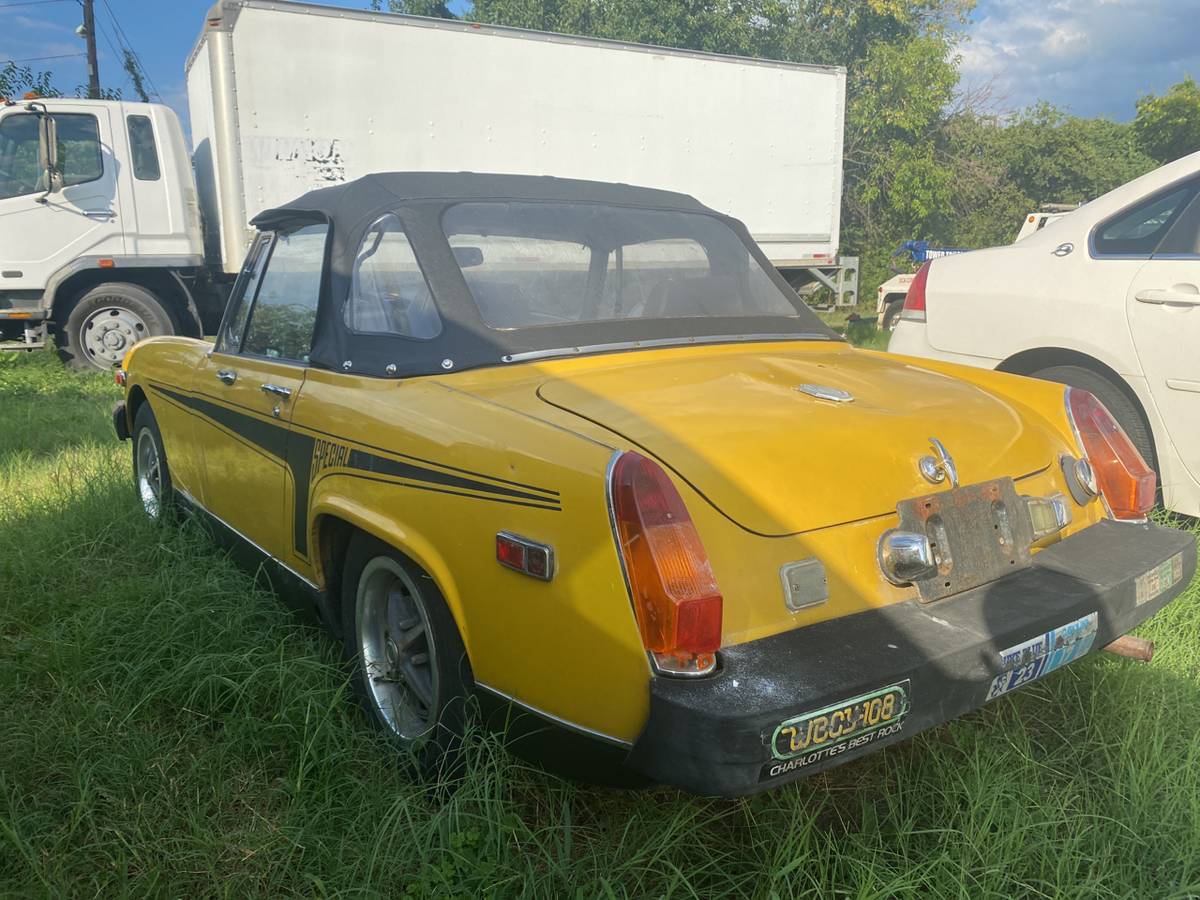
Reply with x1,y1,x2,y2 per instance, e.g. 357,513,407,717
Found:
502,332,833,364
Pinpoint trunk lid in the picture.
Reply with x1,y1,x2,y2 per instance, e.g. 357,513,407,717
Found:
537,344,1058,535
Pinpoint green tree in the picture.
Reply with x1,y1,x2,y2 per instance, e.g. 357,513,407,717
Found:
1134,77,1200,165
0,62,120,102
121,50,150,103
370,0,458,18
448,0,972,294
0,63,62,100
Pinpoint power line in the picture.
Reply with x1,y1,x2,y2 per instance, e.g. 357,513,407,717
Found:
0,0,73,8
99,0,161,101
0,52,85,64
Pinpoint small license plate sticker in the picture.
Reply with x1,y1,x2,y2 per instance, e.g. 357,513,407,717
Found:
1135,553,1184,607
761,681,910,781
986,612,1098,702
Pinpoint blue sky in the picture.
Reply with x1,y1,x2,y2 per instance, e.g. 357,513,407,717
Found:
2,0,1197,123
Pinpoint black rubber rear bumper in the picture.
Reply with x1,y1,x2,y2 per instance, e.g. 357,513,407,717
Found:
112,401,129,441
625,519,1195,797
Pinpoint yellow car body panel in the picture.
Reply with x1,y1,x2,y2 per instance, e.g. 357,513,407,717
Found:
122,336,1106,744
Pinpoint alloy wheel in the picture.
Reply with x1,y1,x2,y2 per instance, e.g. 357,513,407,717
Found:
135,429,162,519
356,556,440,740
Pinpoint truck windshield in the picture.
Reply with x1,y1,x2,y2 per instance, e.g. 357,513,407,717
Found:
442,201,806,330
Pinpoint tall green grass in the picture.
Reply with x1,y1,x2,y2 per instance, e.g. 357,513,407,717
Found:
1,350,1198,897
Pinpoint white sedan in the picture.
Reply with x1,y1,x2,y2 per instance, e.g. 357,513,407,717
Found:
889,150,1200,517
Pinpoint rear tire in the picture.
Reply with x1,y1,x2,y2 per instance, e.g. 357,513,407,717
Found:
59,283,176,372
341,532,473,777
1030,364,1158,473
881,297,905,331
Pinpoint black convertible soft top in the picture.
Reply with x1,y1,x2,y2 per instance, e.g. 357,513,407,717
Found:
246,172,838,378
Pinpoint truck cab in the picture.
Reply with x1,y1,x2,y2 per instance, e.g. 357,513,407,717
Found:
0,98,212,369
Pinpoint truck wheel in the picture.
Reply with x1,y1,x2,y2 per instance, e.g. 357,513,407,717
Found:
1030,365,1158,474
881,297,905,331
59,283,176,372
132,402,176,521
341,532,473,778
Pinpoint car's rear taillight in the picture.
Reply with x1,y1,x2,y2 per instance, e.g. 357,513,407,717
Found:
899,262,931,322
609,451,722,676
1066,387,1156,520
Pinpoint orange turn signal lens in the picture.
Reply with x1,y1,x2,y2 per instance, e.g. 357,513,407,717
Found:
1066,387,1156,520
609,452,722,674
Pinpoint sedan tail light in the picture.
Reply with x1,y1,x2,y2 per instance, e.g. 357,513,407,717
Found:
1065,387,1156,520
609,451,722,676
899,262,931,322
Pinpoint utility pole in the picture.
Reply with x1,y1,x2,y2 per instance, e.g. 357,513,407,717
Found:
82,0,100,99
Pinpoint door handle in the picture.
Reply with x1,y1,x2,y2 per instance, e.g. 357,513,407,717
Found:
215,369,237,385
261,383,292,399
83,209,116,219
1135,286,1200,306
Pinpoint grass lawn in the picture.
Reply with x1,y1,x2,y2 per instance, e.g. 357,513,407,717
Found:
1,349,1198,897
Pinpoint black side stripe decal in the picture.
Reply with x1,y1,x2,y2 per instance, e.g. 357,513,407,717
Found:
170,384,560,500
148,384,561,557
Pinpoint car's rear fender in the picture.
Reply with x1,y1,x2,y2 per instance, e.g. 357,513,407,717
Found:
295,371,655,744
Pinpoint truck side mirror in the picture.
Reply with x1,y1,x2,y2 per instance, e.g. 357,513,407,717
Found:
36,112,62,196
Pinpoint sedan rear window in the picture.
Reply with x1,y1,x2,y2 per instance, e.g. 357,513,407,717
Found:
442,201,800,330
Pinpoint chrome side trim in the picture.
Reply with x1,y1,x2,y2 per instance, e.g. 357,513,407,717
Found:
502,332,833,364
175,486,322,591
473,682,633,749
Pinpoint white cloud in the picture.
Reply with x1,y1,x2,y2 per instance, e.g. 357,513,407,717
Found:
962,0,1200,119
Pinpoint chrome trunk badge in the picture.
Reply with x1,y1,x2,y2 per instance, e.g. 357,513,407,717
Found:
919,437,958,487
796,383,853,403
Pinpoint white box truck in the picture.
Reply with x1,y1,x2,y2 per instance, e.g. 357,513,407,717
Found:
0,0,852,371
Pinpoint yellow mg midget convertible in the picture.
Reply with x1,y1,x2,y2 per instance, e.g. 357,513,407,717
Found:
113,173,1194,795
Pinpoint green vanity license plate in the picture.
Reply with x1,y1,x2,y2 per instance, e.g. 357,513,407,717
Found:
770,682,910,762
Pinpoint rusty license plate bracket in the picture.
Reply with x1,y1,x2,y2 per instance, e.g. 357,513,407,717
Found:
896,477,1035,603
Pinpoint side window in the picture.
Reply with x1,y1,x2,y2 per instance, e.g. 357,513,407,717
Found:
1094,184,1198,256
447,232,593,328
217,235,271,353
53,113,103,188
0,114,41,200
1156,193,1200,257
347,214,441,339
126,115,160,181
241,223,328,362
600,238,711,318
0,112,102,198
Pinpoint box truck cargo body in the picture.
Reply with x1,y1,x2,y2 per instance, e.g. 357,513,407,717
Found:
187,1,850,282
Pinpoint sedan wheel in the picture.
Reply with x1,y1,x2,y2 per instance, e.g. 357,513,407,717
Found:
356,556,440,740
